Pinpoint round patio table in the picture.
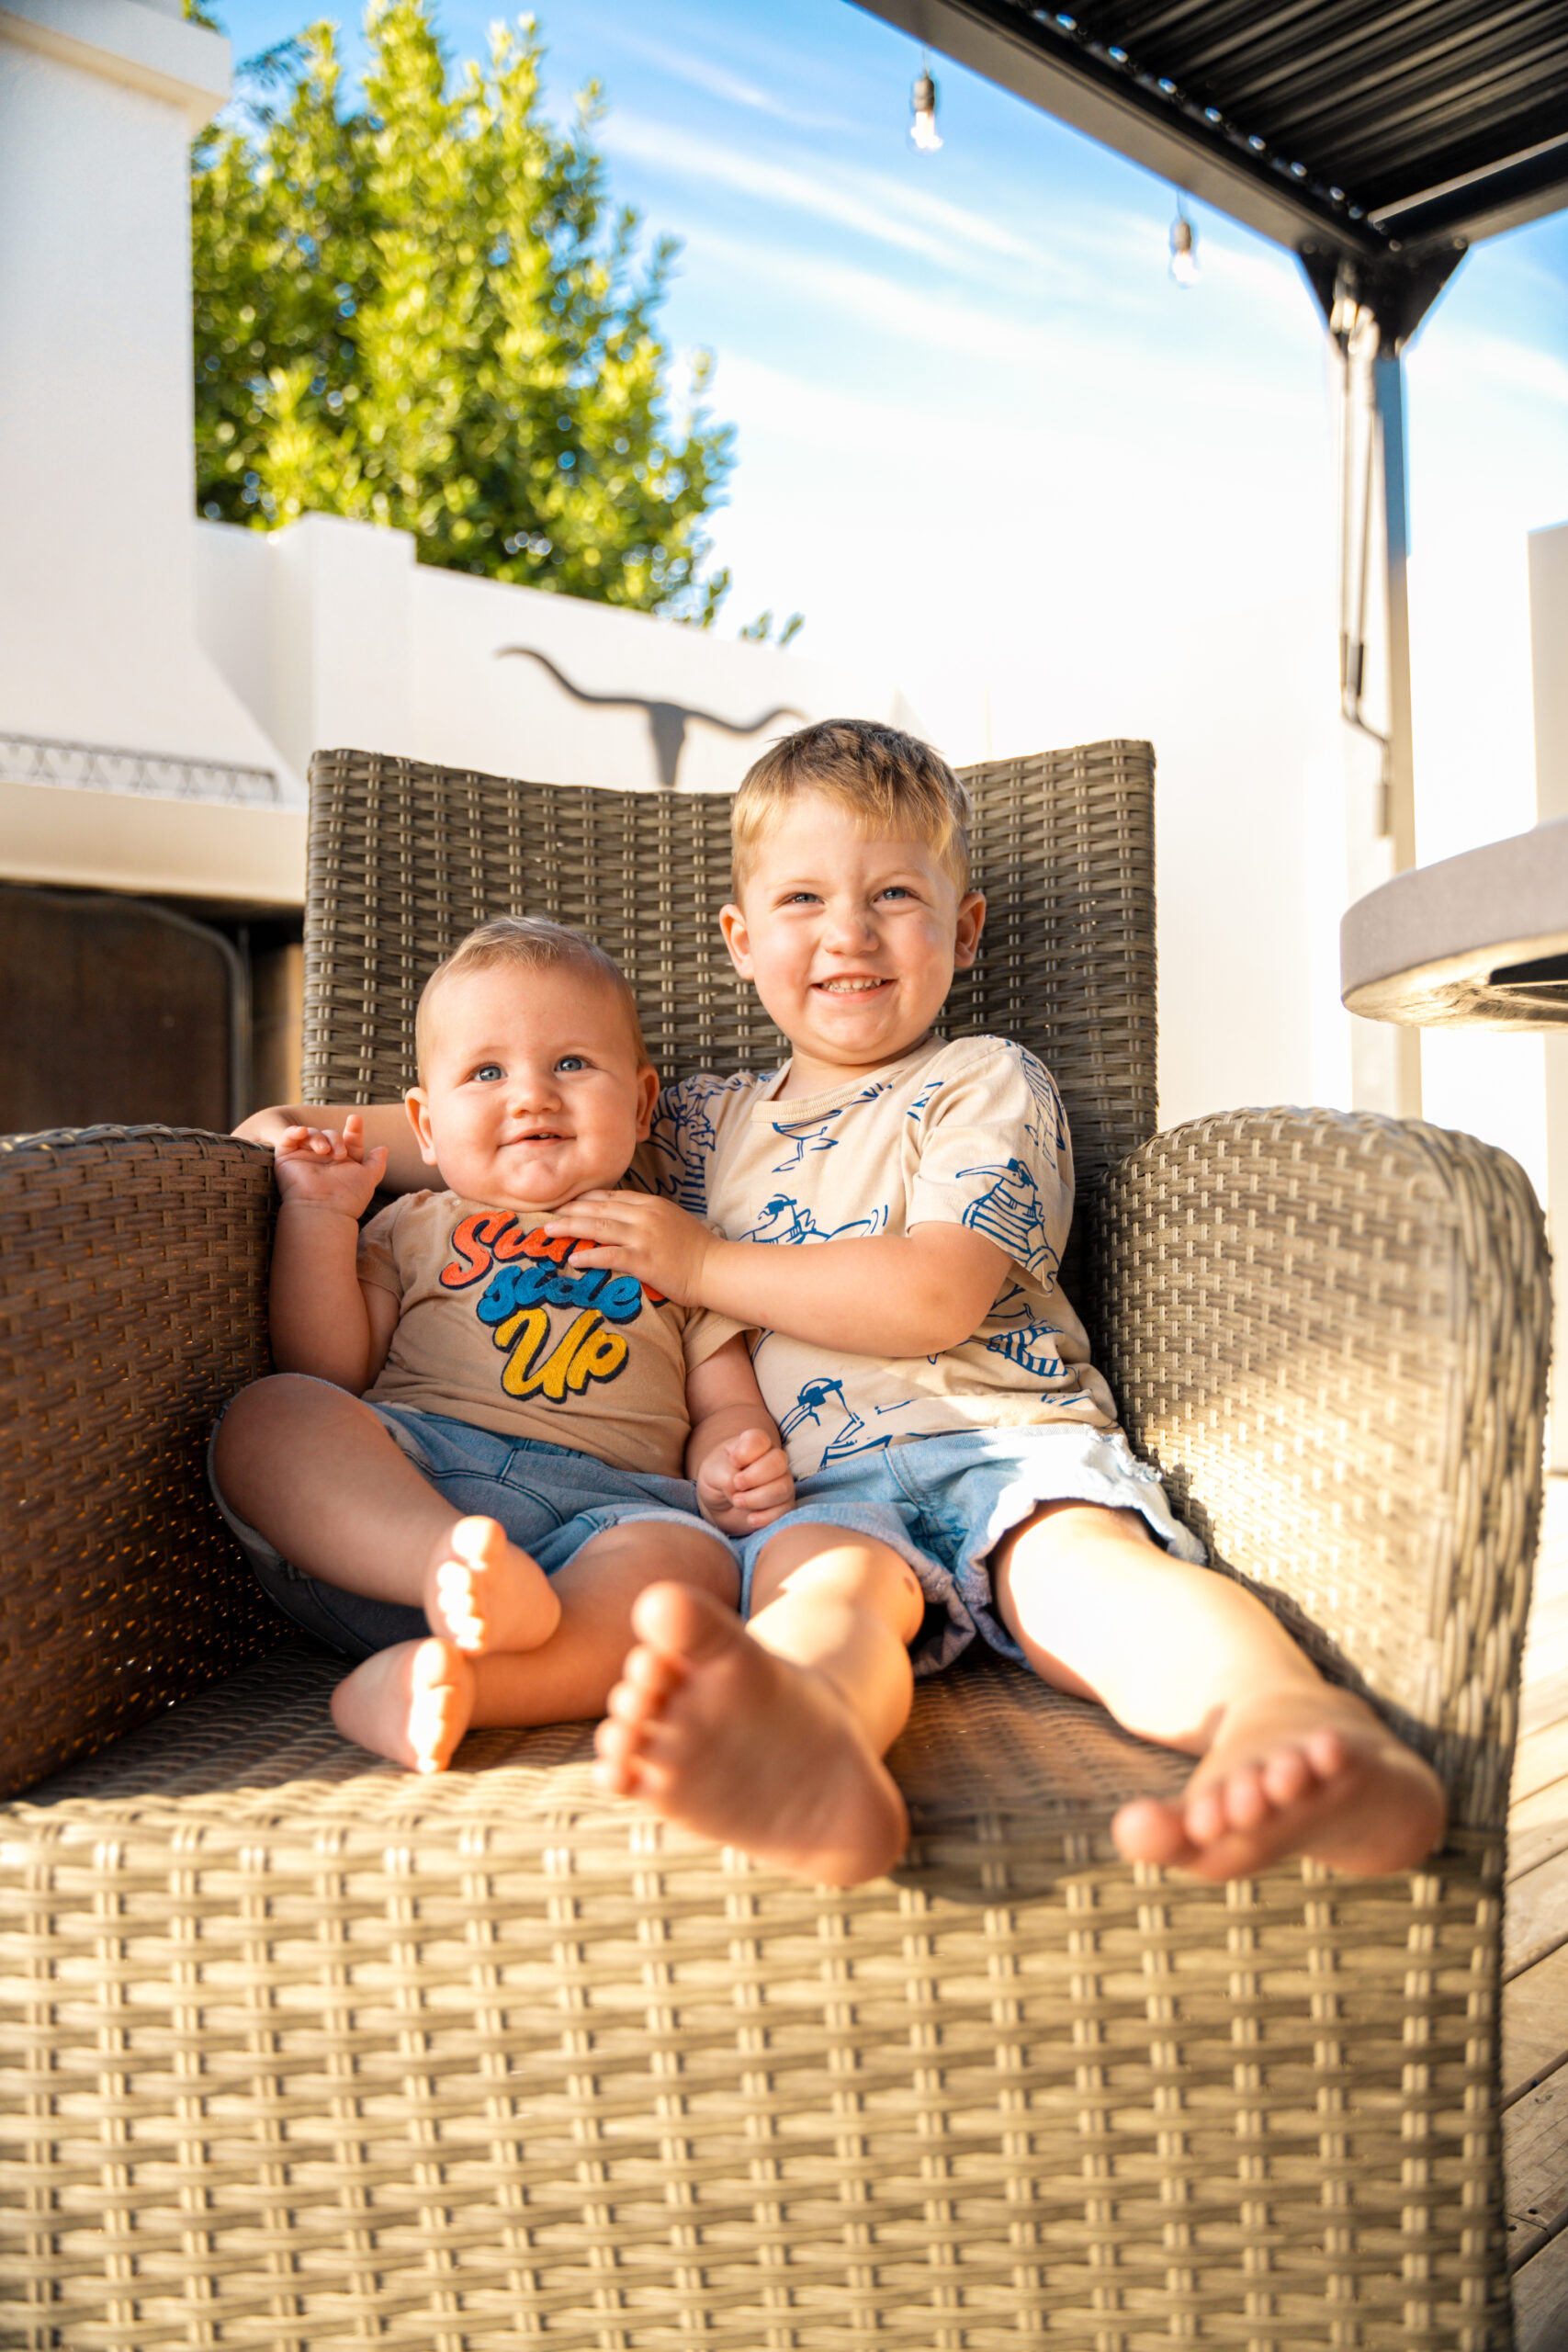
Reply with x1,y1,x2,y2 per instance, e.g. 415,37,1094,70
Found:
1341,815,1568,1027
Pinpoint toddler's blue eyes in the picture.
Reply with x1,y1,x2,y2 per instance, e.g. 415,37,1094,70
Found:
557,1056,586,1072
473,1063,502,1081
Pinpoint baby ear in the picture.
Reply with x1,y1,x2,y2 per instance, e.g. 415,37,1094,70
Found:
634,1063,660,1138
404,1087,441,1164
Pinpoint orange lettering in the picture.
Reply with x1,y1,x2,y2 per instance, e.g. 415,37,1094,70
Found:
440,1209,512,1289
521,1227,578,1265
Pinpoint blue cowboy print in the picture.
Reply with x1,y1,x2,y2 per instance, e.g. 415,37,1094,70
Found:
740,1194,890,1245
955,1159,1057,1276
766,1106,850,1172
768,1081,891,1171
906,1074,944,1125
985,1324,1065,1377
640,1073,750,1213
780,1375,905,1462
1018,1052,1068,1163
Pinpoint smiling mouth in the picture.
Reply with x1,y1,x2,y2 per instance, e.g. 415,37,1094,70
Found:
511,1131,570,1144
814,978,890,995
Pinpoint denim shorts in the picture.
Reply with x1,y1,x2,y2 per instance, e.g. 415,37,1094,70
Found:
734,1423,1206,1676
208,1383,738,1663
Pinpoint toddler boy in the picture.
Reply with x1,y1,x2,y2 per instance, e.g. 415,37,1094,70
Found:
544,721,1449,1890
214,918,791,1773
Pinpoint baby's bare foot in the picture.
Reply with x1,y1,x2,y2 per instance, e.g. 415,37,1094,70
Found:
423,1515,559,1656
592,1583,909,1888
331,1637,476,1772
1112,1687,1448,1880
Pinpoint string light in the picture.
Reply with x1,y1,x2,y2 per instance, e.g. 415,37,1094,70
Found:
1168,200,1199,288
909,64,942,153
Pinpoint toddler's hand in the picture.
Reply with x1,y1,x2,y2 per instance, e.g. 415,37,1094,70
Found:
274,1112,388,1221
545,1191,715,1305
696,1427,795,1534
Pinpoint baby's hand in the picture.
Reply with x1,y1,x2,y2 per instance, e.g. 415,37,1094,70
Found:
274,1112,388,1221
695,1427,795,1534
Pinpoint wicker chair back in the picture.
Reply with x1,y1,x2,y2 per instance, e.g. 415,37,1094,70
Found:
299,741,1157,1196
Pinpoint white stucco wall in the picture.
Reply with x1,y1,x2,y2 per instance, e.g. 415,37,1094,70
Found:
0,0,286,783
191,511,921,801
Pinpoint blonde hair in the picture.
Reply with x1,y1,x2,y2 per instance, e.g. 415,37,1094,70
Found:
414,917,647,1082
730,718,973,896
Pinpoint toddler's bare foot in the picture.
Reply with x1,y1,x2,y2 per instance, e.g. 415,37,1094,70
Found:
423,1515,559,1656
592,1583,909,1888
1112,1687,1448,1880
331,1637,476,1773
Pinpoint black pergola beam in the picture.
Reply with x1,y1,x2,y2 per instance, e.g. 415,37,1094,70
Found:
852,0,1568,266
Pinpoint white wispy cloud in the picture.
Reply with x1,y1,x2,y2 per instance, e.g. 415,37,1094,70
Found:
603,28,860,133
1414,329,1568,408
598,112,1049,274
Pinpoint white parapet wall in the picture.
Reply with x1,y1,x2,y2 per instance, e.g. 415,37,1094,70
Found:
193,511,922,803
0,0,305,905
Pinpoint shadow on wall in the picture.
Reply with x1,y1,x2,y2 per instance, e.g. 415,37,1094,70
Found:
494,647,806,789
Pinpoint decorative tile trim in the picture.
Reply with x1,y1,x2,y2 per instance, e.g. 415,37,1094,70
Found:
0,730,280,807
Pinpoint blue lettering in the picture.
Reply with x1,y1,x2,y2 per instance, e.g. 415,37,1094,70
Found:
598,1275,643,1325
477,1260,647,1327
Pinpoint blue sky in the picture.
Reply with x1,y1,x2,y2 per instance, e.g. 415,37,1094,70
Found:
209,0,1568,773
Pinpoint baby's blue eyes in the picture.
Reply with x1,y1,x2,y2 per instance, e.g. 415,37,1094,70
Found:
468,1056,587,1081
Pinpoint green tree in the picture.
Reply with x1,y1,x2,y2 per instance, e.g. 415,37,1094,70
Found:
192,1,799,635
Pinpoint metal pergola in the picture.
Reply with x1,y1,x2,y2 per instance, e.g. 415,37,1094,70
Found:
852,1,1568,1107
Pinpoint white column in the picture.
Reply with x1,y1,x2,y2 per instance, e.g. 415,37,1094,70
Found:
1339,324,1421,1117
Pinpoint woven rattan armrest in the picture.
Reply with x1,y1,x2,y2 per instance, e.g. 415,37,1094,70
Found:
1090,1104,1550,1834
0,1126,285,1797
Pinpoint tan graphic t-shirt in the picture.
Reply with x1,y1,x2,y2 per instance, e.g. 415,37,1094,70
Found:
639,1034,1118,1479
358,1193,742,1479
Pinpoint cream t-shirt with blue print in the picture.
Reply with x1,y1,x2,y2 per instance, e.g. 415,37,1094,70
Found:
638,1034,1119,1480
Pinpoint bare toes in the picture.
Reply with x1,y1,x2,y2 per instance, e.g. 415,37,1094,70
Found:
451,1515,501,1567
1222,1764,1271,1832
1305,1727,1348,1780
1183,1786,1228,1847
1112,1797,1199,1868
1261,1745,1316,1807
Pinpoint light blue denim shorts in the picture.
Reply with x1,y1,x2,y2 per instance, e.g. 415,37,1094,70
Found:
734,1423,1206,1676
208,1380,738,1663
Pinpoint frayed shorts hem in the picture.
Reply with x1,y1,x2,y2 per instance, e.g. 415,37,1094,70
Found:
734,1422,1205,1676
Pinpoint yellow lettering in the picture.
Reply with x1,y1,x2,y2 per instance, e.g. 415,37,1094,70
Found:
496,1305,550,1396
566,1323,628,1392
494,1306,631,1402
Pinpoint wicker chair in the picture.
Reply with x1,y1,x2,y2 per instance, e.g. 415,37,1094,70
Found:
0,742,1548,2352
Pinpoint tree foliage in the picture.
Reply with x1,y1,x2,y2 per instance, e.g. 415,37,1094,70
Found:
192,2,795,632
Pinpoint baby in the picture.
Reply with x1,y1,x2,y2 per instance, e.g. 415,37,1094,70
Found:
212,917,791,1771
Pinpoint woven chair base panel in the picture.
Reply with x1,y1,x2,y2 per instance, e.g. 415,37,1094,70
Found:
3,1651,1507,2349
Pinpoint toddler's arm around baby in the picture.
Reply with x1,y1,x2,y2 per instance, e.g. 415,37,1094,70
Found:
547,1192,1009,1362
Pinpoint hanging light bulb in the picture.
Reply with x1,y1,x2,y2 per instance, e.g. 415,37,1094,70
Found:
1168,202,1199,287
909,66,942,153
